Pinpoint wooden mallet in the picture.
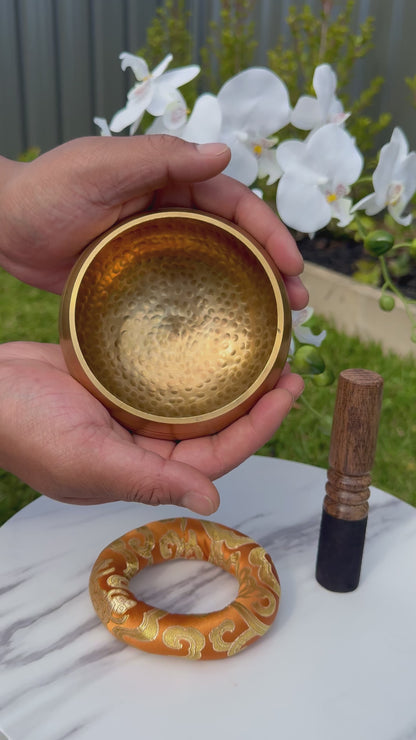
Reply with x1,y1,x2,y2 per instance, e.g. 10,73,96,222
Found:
315,368,384,592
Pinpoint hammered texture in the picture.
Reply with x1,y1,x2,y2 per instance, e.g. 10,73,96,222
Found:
75,217,278,418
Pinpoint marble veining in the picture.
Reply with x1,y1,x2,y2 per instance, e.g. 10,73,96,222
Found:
1,456,416,740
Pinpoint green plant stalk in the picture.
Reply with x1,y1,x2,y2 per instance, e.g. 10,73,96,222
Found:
299,393,328,421
352,212,368,241
351,214,416,339
200,0,258,91
379,256,416,341
268,0,390,156
391,242,415,251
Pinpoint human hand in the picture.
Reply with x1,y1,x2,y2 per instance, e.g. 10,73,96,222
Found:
0,342,303,514
0,135,307,308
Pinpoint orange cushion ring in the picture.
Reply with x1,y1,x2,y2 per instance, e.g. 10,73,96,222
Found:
89,517,280,660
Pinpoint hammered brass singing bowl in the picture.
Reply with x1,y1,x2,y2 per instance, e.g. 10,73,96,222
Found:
59,209,292,440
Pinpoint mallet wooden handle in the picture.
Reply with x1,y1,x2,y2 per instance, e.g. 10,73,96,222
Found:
315,368,383,592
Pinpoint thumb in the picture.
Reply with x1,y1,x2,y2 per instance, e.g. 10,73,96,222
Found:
76,437,220,515
61,134,231,207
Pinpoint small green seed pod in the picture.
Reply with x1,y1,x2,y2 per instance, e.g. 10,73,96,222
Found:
379,294,395,311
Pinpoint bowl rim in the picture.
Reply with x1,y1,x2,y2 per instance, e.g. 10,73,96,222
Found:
60,208,292,428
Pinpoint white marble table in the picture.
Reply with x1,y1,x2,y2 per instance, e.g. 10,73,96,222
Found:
1,456,416,740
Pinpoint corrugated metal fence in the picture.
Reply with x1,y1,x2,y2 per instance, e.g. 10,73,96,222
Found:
0,0,415,159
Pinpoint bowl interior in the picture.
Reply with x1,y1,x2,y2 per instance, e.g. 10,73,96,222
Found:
74,215,281,419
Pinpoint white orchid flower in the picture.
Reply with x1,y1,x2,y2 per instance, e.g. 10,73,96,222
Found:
161,89,189,130
145,89,188,134
110,52,200,135
352,127,416,226
180,94,222,143
93,117,112,136
290,307,327,356
146,93,222,143
214,68,291,186
291,64,349,131
276,123,363,233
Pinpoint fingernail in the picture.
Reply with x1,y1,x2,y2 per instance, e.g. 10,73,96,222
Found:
196,143,230,157
181,492,217,516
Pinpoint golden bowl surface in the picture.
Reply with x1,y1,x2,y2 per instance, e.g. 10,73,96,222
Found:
59,209,291,439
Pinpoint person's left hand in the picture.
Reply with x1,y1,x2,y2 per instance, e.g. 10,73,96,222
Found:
0,341,303,514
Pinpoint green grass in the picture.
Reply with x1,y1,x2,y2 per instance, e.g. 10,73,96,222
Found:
259,317,416,508
1,266,415,526
0,268,60,524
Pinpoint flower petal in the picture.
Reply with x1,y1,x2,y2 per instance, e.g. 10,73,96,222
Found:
396,151,416,204
222,135,259,186
251,188,264,199
304,123,363,186
372,136,402,203
330,196,354,227
161,65,200,88
119,52,149,80
328,98,348,125
129,116,143,136
388,201,412,226
146,117,177,136
292,307,314,327
352,192,383,216
295,325,327,347
162,90,188,130
218,67,291,136
276,139,306,171
93,117,112,136
390,126,409,160
110,98,147,133
152,53,173,79
291,96,323,130
147,81,173,116
276,170,332,232
181,94,222,143
257,148,282,184
312,64,337,117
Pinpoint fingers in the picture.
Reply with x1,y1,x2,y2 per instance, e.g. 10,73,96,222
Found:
63,135,308,308
0,156,22,189
76,436,220,515
284,275,309,310
0,342,220,515
171,372,304,481
189,174,305,278
56,135,232,209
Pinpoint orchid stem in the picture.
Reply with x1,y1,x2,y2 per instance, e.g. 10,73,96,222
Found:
392,242,414,250
352,213,368,240
355,176,373,184
299,393,325,421
379,257,416,338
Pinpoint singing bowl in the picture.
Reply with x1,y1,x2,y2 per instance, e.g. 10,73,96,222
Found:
59,209,292,440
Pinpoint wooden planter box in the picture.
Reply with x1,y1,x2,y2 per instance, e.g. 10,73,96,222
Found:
303,262,416,358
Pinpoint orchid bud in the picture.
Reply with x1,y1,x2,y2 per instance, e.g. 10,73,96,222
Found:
364,230,394,256
291,345,326,376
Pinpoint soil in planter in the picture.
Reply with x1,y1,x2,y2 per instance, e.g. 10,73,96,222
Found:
297,232,416,300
